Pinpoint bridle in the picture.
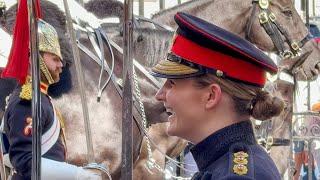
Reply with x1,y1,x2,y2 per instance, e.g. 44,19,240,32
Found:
245,0,307,150
246,0,312,59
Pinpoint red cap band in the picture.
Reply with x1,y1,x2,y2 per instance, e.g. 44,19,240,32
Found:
171,35,266,86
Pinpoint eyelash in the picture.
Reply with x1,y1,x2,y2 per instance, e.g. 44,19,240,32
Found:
169,80,175,85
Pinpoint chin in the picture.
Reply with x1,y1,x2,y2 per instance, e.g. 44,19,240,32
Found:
53,76,60,82
166,124,182,137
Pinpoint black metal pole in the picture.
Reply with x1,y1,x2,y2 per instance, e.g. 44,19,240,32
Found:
63,0,95,163
304,1,313,180
121,0,133,179
28,0,41,179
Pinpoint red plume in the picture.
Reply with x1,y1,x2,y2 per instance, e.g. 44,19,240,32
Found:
1,0,42,84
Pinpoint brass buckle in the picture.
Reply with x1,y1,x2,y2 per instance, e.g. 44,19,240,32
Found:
291,42,300,51
269,13,276,22
281,50,293,59
259,0,269,9
257,138,266,146
266,136,274,146
259,12,269,24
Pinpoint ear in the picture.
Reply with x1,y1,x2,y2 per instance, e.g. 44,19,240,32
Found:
205,83,222,109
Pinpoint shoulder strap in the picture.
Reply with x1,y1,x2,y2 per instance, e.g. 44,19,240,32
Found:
41,106,61,155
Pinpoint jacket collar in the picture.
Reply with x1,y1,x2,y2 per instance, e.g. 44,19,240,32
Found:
190,120,256,171
26,75,49,95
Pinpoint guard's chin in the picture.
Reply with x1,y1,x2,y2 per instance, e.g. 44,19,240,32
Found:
52,75,60,83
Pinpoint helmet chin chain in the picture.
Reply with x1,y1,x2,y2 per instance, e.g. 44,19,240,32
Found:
39,55,55,85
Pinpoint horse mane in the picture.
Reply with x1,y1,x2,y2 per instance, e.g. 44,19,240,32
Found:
133,28,173,67
84,0,124,20
151,0,212,19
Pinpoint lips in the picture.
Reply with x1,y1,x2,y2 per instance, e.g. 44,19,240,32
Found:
165,107,176,122
166,107,173,116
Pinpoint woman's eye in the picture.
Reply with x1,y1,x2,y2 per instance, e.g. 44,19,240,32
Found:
168,80,175,85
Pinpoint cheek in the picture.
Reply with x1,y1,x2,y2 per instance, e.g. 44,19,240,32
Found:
176,95,204,122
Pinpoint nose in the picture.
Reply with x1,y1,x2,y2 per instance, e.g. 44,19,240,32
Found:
155,82,167,102
58,60,63,68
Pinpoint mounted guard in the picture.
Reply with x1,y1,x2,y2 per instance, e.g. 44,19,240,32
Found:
0,0,101,179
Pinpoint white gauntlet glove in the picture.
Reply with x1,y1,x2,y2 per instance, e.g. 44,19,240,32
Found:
41,158,102,180
76,168,102,180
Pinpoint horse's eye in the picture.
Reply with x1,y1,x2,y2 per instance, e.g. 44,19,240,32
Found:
282,9,293,17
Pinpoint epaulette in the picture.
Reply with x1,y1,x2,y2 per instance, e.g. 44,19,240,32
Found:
228,143,253,177
19,79,32,101
19,76,49,101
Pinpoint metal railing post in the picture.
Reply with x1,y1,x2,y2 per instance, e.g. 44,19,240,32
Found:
121,0,133,179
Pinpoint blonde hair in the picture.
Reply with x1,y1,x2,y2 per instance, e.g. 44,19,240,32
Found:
192,74,284,120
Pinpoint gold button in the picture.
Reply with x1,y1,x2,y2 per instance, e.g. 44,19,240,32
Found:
233,156,248,165
216,70,223,77
234,151,249,158
233,164,248,175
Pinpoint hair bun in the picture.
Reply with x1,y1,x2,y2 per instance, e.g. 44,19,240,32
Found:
251,91,285,120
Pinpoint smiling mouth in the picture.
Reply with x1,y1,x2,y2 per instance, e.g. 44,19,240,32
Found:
166,108,174,117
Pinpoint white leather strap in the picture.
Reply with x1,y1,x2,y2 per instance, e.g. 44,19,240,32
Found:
41,107,61,155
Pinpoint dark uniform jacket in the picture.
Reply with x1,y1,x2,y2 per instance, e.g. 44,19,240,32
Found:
3,86,65,180
190,121,281,180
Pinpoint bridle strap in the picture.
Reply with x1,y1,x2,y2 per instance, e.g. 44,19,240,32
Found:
259,14,286,54
246,0,312,59
245,0,258,40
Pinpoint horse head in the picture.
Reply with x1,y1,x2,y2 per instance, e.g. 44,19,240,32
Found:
151,0,320,81
246,0,320,81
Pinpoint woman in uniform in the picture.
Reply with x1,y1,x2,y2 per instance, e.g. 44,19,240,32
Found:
151,12,284,180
